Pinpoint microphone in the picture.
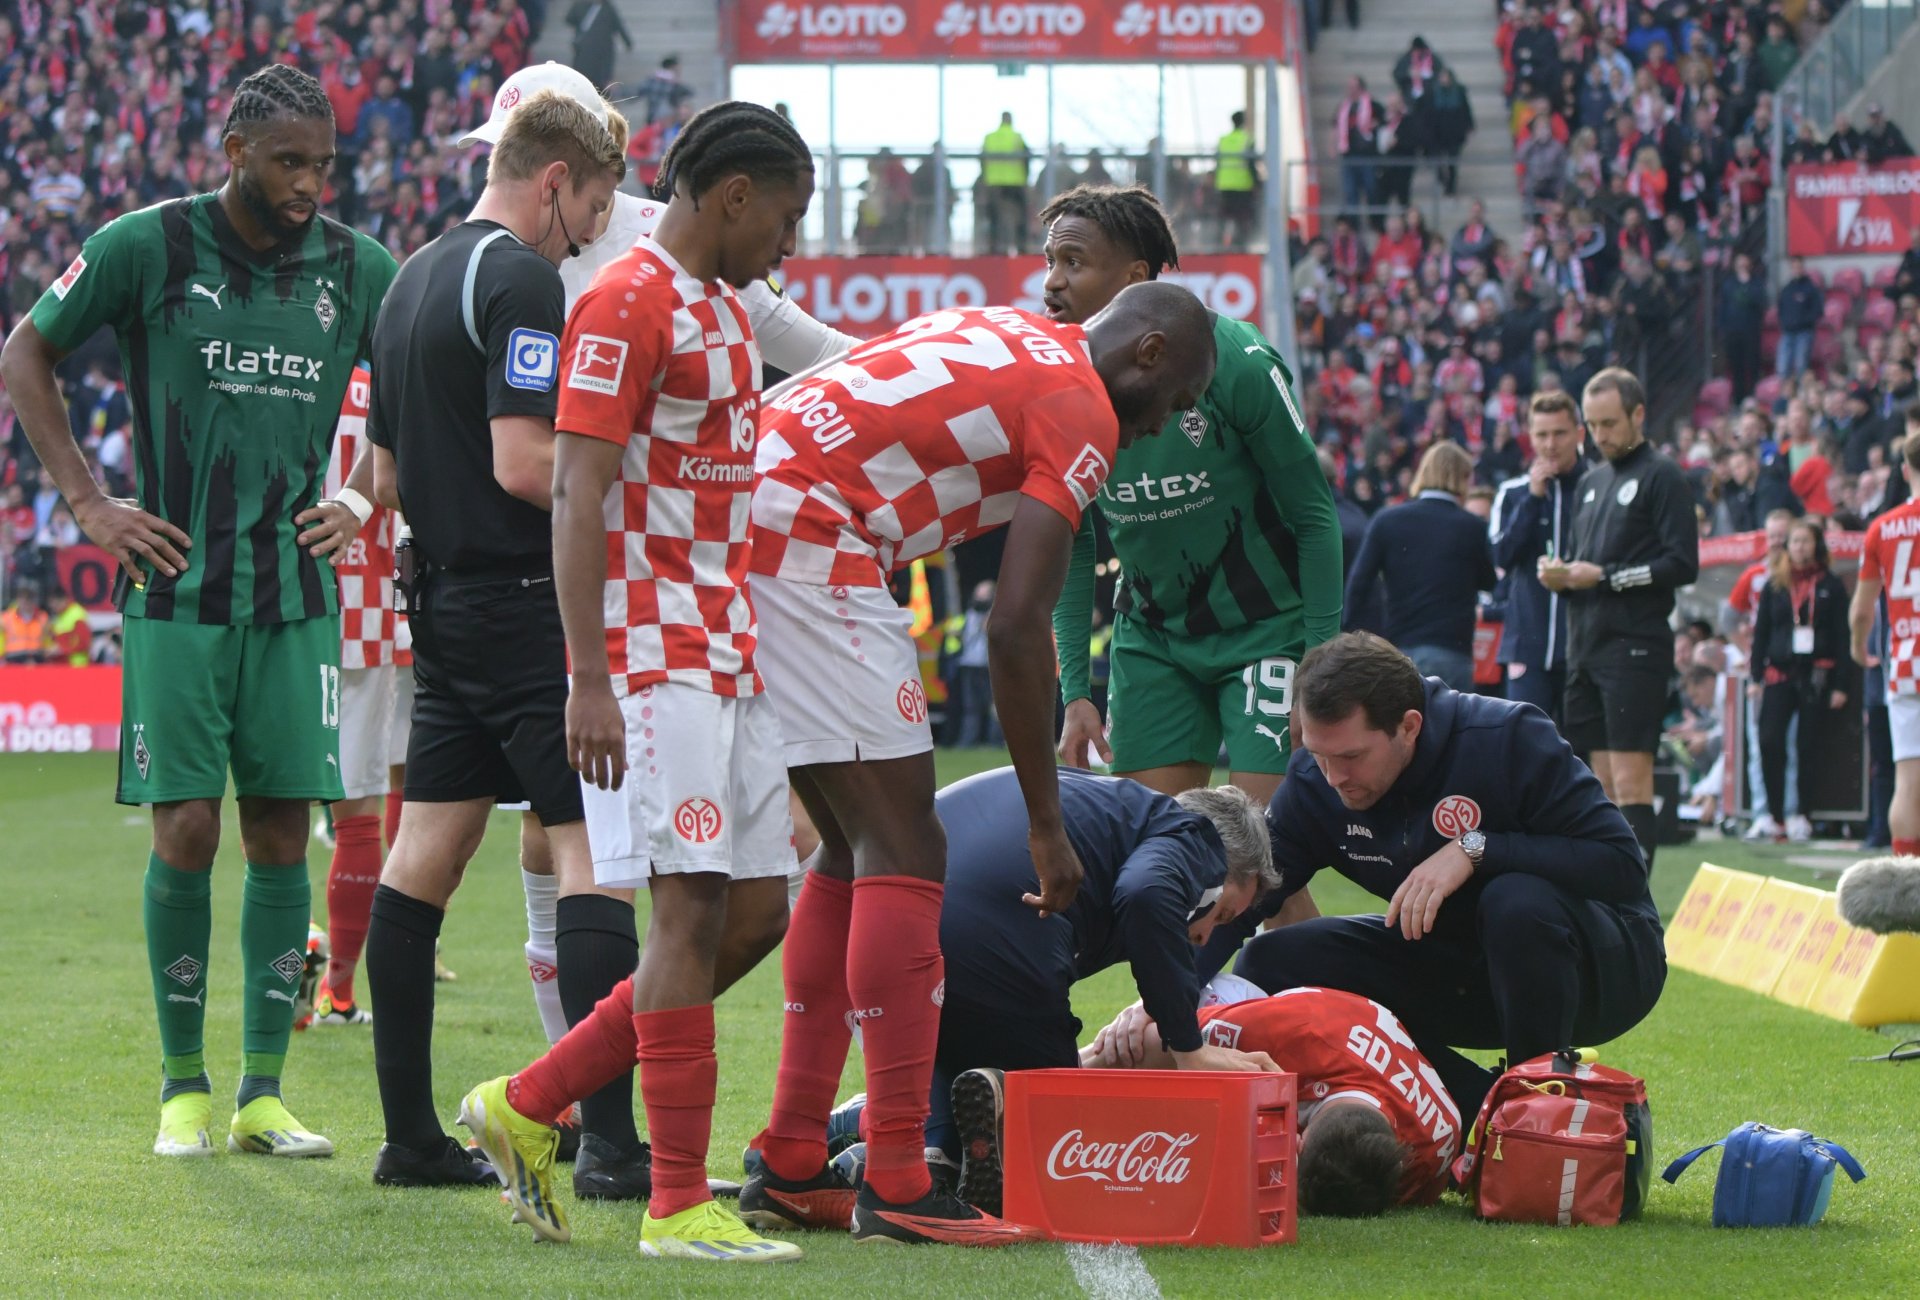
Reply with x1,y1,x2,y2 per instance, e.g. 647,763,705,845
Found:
552,188,580,259
1836,857,1920,935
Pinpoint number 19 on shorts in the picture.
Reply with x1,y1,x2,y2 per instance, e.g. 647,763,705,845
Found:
1241,657,1294,718
319,665,340,729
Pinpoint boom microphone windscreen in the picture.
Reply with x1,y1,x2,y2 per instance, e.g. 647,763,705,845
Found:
1836,857,1920,935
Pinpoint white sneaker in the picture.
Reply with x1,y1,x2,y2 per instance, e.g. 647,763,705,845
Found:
1786,814,1814,843
1743,815,1781,841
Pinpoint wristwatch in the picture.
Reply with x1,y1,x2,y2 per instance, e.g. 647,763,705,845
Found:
1458,830,1487,868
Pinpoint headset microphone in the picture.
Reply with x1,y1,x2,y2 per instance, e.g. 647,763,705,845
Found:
552,187,580,259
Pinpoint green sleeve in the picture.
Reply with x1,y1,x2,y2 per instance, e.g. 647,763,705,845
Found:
30,213,146,353
357,237,400,362
1052,508,1099,706
1224,337,1345,647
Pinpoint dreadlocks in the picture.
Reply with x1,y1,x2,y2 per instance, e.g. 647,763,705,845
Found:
222,63,334,139
652,101,813,205
1039,184,1181,278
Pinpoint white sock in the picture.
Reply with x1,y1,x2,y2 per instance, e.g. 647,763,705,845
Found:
521,871,567,1045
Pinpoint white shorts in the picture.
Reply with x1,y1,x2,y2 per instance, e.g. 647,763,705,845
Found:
389,666,414,769
751,574,930,766
1891,692,1920,762
338,665,395,800
582,684,798,890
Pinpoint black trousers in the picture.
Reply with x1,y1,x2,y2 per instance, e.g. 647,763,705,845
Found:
1232,875,1666,1119
1868,702,1894,844
1758,680,1821,824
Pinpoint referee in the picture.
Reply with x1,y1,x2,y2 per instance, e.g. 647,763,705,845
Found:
359,89,634,1187
1539,368,1699,871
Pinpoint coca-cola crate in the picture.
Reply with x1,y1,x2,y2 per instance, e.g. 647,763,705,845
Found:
1002,1068,1297,1248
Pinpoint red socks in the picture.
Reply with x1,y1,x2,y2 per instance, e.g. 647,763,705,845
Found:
761,873,856,1182
1895,838,1919,857
324,814,382,1004
384,790,403,852
846,876,945,1205
508,974,638,1124
635,1004,718,1219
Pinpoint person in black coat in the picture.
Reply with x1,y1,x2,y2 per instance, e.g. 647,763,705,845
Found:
1718,251,1770,404
1750,520,1855,841
1774,256,1824,380
1425,67,1475,195
1345,442,1498,690
1491,391,1587,724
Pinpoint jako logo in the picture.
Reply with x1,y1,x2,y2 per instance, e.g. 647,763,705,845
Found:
1046,1129,1199,1186
526,958,557,983
673,796,724,844
1113,2,1265,39
935,3,1086,38
757,3,908,39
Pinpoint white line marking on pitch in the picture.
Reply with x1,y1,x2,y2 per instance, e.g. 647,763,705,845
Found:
1064,1242,1164,1300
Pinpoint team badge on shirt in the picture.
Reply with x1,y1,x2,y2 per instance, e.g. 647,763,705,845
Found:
1180,409,1208,447
1616,479,1639,506
1432,795,1481,837
506,327,559,391
314,283,337,332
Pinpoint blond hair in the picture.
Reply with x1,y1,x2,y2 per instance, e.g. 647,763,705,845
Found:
489,89,627,188
1410,441,1474,498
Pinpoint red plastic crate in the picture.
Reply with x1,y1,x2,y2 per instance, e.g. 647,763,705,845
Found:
1002,1069,1297,1248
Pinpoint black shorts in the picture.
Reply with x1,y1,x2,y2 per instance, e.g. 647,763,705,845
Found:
1564,646,1669,755
936,993,1081,1079
405,568,583,826
1220,189,1256,223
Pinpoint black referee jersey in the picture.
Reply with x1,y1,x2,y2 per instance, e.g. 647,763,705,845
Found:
1565,439,1700,661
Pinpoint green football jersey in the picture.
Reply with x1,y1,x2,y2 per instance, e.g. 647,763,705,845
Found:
1055,315,1343,702
32,195,396,625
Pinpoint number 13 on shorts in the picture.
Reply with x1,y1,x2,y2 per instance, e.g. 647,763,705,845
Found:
319,665,340,729
1241,657,1294,719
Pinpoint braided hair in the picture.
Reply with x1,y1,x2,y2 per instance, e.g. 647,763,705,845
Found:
1038,184,1180,277
221,64,334,140
652,101,813,204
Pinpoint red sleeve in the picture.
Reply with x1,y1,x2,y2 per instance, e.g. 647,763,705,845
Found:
554,278,672,446
1860,519,1886,585
1014,375,1119,529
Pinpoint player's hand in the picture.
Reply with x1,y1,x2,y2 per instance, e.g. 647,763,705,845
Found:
1057,697,1113,768
1528,457,1554,498
1173,1044,1281,1073
1024,826,1086,918
295,499,364,562
74,495,191,585
1385,840,1475,941
1095,1002,1156,1067
567,680,627,791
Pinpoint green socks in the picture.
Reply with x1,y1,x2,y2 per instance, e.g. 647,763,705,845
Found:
144,854,212,1097
238,860,311,1107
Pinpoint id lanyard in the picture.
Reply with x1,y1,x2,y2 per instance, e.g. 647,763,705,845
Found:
1792,586,1815,657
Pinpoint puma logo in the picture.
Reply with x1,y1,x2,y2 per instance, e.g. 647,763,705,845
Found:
167,989,205,1006
1254,723,1289,752
264,988,297,1005
191,283,226,310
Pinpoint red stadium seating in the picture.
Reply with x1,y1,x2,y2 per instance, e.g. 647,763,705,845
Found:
1874,263,1901,289
1832,267,1867,300
1823,292,1853,330
1754,375,1785,407
1863,296,1898,331
1699,377,1733,413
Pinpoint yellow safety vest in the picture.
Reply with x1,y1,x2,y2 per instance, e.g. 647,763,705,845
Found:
2,606,49,658
982,126,1028,188
51,602,90,666
1216,129,1255,191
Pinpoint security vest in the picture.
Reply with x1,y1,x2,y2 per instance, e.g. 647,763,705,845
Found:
1216,129,1255,191
51,602,90,666
1,605,49,659
982,126,1028,188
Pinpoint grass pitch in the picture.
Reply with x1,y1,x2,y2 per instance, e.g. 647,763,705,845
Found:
4,750,1915,1297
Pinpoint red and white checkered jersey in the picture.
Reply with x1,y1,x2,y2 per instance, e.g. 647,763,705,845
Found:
554,234,761,698
749,307,1119,587
326,367,403,670
1198,988,1461,1206
1860,500,1920,695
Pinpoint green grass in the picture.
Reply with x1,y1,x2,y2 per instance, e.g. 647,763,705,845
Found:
4,751,1916,1297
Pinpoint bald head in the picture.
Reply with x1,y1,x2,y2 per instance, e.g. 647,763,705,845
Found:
1083,280,1217,447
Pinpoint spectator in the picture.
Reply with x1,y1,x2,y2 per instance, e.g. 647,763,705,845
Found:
1215,110,1259,249
1783,118,1827,165
46,581,89,666
1334,76,1382,221
566,2,634,97
1517,113,1568,214
1755,16,1800,92
1889,227,1920,303
1,576,49,664
1861,103,1915,164
1393,35,1443,105
1344,441,1498,690
1718,251,1769,404
1492,390,1587,726
1750,520,1853,843
980,110,1031,255
944,580,1001,748
1829,112,1865,161
1775,255,1822,381
358,72,414,147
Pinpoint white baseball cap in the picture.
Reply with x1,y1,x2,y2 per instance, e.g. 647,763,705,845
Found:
458,61,609,147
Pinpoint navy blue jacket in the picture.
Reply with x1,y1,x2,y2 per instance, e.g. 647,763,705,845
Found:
1777,275,1824,333
1199,680,1658,979
1490,463,1586,670
937,767,1225,1053
1345,492,1498,654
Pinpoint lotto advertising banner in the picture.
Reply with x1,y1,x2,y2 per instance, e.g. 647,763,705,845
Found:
732,1,1290,63
1785,160,1920,257
0,666,120,753
777,253,1263,337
